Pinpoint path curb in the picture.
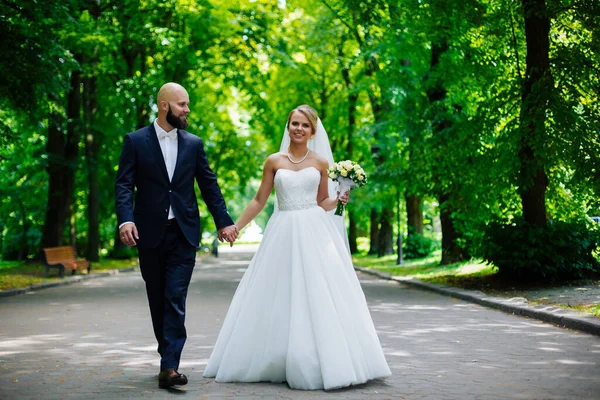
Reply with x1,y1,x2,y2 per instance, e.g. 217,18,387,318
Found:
355,266,600,337
0,267,139,299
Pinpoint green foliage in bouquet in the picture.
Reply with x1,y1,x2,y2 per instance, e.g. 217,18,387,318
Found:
482,219,600,281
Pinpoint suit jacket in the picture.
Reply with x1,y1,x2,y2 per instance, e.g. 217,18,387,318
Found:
115,123,233,248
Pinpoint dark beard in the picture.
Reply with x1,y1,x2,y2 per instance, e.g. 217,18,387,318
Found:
166,104,189,129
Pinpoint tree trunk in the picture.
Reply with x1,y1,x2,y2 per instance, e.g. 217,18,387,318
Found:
366,82,394,256
136,50,149,130
344,2,397,257
348,210,358,254
319,72,327,121
65,64,82,252
349,21,395,258
439,193,469,265
17,197,28,261
406,195,423,236
368,209,379,255
519,0,551,228
0,220,3,257
41,106,67,251
425,36,467,263
339,38,359,253
378,208,394,256
84,75,100,262
112,42,146,258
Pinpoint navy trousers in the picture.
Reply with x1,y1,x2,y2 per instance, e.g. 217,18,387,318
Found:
137,220,196,371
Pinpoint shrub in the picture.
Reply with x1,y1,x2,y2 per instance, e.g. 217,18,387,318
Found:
403,230,440,259
482,219,600,281
109,245,137,259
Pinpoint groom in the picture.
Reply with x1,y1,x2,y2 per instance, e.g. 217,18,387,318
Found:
115,82,238,388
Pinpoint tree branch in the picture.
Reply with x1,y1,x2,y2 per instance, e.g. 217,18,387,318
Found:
509,1,523,82
320,0,363,47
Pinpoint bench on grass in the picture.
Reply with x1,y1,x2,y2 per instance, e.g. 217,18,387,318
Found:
42,246,91,277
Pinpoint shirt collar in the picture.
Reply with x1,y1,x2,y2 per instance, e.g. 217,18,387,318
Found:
154,119,177,138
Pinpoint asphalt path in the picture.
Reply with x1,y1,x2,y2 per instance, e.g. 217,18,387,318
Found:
1,246,599,399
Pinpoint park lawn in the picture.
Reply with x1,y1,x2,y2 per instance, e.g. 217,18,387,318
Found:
571,303,600,318
0,258,139,291
352,252,600,318
352,251,497,284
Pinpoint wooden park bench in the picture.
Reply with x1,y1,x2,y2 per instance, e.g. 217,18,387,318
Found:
42,246,91,277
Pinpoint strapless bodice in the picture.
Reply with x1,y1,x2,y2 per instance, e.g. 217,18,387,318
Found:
274,167,320,211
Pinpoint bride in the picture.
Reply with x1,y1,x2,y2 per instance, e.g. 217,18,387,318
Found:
203,105,391,390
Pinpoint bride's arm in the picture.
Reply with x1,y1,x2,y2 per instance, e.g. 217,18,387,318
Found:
235,156,276,231
317,160,349,211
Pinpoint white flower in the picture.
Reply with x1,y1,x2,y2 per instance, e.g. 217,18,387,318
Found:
341,170,348,177
328,172,337,179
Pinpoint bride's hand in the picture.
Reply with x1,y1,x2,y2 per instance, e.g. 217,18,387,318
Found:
338,190,350,205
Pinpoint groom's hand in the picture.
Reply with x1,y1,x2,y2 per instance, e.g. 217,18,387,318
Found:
218,225,239,247
119,223,139,246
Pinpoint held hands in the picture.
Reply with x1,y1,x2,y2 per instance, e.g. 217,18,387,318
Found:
218,225,239,247
120,223,139,246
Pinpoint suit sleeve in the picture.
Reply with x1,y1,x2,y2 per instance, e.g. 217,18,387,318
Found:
115,134,136,226
195,138,234,229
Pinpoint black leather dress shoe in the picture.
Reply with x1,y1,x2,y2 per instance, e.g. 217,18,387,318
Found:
158,368,188,388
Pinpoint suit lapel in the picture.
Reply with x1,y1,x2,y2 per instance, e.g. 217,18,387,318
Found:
146,124,170,182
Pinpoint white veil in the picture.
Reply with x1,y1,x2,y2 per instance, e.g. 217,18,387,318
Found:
274,118,350,252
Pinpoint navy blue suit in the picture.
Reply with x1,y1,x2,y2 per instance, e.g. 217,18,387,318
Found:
115,123,233,371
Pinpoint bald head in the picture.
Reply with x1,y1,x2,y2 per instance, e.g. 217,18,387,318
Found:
156,82,190,130
157,82,188,104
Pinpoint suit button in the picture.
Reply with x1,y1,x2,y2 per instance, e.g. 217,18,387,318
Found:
165,209,168,213
169,190,172,193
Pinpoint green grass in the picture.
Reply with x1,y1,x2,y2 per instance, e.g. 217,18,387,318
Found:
352,250,497,284
353,250,600,318
92,258,139,271
353,251,570,296
0,258,139,291
574,303,600,318
0,260,23,270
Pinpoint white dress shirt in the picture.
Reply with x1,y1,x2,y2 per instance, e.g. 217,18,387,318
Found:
119,120,178,229
154,120,178,220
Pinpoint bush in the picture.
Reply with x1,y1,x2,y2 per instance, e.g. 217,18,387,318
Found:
482,219,600,281
109,245,138,259
403,230,439,259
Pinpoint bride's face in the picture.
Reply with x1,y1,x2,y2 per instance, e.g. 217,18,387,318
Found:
288,111,314,144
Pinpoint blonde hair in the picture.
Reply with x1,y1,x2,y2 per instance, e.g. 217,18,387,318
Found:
286,105,318,135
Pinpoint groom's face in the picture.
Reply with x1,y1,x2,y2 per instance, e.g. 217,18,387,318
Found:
167,103,189,130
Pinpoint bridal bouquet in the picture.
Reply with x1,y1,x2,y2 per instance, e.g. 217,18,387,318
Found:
327,160,367,216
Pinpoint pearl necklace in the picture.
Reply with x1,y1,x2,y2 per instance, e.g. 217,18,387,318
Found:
287,148,310,164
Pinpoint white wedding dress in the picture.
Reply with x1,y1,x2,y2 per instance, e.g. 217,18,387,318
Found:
203,167,391,390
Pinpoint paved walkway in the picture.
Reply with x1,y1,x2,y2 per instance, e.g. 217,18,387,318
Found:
1,247,599,399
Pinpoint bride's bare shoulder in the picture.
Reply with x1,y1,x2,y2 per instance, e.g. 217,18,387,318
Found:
264,152,286,169
266,152,287,163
